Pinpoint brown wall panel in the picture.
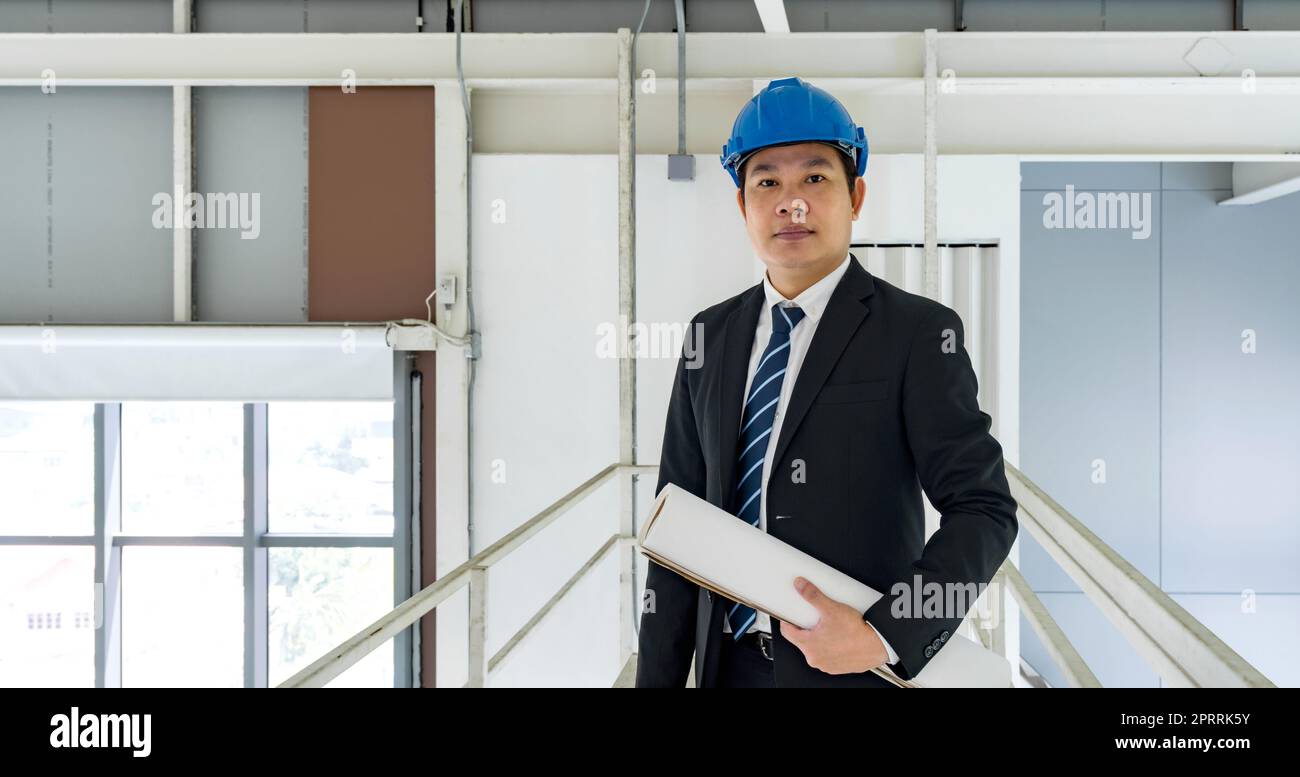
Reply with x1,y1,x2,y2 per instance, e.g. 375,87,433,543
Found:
308,86,436,321
308,86,438,686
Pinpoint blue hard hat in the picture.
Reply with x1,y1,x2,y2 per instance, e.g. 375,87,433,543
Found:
720,76,868,188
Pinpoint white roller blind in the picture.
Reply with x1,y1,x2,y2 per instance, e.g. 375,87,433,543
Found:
0,325,395,401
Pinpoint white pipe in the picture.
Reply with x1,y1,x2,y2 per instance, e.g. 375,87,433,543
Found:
922,29,939,302
171,1,193,322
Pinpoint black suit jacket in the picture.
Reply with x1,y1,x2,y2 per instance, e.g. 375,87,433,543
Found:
635,252,1018,688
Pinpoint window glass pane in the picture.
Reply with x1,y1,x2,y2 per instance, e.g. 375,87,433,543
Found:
269,547,394,687
269,402,394,533
0,402,94,535
122,403,243,534
0,546,94,687
122,547,242,687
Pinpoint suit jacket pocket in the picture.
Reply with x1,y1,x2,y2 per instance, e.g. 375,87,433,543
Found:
815,379,889,404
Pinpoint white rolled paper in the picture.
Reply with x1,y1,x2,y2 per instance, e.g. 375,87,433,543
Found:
638,482,1011,688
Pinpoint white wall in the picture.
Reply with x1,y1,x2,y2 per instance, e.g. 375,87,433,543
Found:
467,155,620,686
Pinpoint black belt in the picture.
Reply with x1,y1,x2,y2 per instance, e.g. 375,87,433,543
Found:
731,629,774,660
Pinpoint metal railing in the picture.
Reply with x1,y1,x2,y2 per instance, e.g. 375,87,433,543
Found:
278,463,656,688
994,562,1101,688
281,461,1274,689
1005,463,1273,688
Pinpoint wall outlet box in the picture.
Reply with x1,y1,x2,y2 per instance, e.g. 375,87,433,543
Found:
668,154,696,181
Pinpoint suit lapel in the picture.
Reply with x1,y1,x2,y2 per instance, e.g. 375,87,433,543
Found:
715,283,764,507
768,254,875,472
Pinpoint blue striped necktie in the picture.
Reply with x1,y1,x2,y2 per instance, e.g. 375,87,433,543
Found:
725,302,807,638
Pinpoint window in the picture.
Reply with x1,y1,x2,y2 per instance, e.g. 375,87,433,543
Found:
0,396,408,688
122,547,244,687
0,402,94,535
269,547,393,687
0,547,94,687
122,402,244,535
269,402,394,534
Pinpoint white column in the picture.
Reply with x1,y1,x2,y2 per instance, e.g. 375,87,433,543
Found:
616,28,638,670
434,79,472,688
922,28,939,303
172,0,193,322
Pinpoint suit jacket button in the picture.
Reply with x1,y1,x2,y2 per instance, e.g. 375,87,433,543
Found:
924,646,935,659
940,630,950,642
931,638,942,650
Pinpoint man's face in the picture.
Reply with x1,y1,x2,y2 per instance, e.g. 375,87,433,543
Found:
735,142,866,278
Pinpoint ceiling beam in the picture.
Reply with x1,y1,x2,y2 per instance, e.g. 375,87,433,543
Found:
5,31,1299,155
753,0,790,34
2,31,1298,86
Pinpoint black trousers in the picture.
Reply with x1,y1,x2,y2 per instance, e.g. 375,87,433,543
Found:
715,632,776,688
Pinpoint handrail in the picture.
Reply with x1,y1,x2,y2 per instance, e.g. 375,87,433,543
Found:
279,463,641,688
1006,462,1274,688
478,533,623,681
995,563,1101,688
283,459,1273,689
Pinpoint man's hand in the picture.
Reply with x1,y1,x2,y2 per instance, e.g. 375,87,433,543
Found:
779,576,888,675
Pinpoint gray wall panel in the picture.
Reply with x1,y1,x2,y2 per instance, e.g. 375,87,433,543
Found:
0,92,48,320
1160,161,1233,190
1245,0,1300,29
966,0,1106,31
1021,162,1299,686
0,87,172,323
777,0,955,32
470,0,1279,33
303,0,417,32
197,0,415,32
1020,161,1161,192
1099,0,1232,30
1161,188,1300,593
681,0,769,32
1020,179,1162,595
0,0,170,32
196,0,304,32
967,0,1229,31
470,0,756,33
194,88,309,322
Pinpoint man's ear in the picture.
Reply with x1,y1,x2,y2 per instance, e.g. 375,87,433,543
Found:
850,176,867,220
735,187,746,221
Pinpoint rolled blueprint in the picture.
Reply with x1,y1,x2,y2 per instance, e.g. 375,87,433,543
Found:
638,482,1011,688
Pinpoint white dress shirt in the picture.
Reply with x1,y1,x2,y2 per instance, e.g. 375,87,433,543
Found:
722,251,900,667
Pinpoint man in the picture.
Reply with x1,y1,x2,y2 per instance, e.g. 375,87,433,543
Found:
635,77,1018,688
